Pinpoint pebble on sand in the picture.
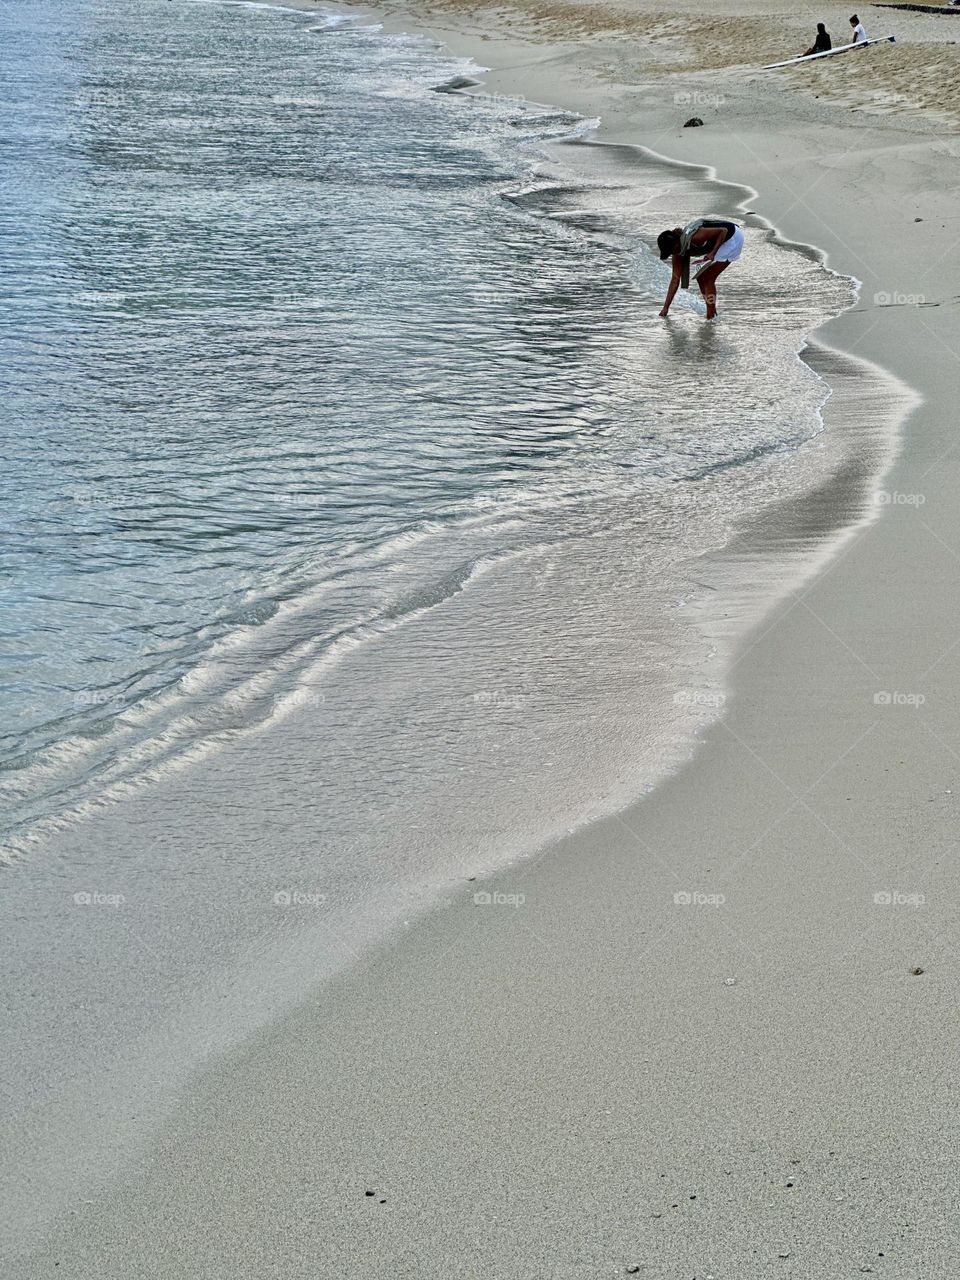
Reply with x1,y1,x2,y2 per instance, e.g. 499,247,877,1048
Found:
684,117,704,127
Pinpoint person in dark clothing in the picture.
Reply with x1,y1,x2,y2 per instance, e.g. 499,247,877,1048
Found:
803,23,832,57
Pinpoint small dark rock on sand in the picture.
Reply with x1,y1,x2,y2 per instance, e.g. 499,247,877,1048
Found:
911,966,925,975
684,117,704,127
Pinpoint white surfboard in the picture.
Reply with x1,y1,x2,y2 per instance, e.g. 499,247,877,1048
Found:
763,34,896,70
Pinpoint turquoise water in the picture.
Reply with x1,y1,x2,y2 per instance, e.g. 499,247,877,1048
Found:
0,0,852,851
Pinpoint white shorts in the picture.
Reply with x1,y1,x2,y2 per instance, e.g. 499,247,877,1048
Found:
713,225,744,265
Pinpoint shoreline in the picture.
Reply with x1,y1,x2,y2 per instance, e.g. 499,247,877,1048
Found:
4,78,905,1265
164,3,960,1274
267,0,925,896
0,2,889,878
3,11,892,1266
2,1,908,870
10,0,960,1273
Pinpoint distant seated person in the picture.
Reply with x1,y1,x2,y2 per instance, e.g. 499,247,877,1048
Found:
803,23,831,57
849,13,867,43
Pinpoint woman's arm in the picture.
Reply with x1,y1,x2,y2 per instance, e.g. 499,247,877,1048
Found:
659,258,683,317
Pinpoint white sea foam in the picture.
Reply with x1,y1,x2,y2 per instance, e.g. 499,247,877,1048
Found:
1,0,914,959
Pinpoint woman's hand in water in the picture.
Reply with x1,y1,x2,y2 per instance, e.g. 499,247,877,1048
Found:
658,307,670,318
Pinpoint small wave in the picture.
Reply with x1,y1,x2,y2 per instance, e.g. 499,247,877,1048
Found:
0,533,531,862
271,96,326,107
430,75,484,93
203,0,320,12
311,10,360,27
308,19,382,35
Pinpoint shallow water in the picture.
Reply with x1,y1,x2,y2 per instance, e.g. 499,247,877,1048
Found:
0,0,853,855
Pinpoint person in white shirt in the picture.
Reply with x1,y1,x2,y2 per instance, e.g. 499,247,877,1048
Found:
849,14,867,43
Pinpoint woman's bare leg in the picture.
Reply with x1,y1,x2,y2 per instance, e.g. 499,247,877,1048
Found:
697,261,730,319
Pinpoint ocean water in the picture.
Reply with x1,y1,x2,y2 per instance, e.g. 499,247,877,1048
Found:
0,0,854,859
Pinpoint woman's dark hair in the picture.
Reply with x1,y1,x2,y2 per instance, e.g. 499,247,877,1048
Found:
817,22,826,32
850,14,859,22
657,229,681,260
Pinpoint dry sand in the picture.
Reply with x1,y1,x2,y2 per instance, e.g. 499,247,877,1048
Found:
13,0,960,1275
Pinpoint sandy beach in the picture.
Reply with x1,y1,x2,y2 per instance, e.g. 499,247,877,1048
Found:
8,0,960,1274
